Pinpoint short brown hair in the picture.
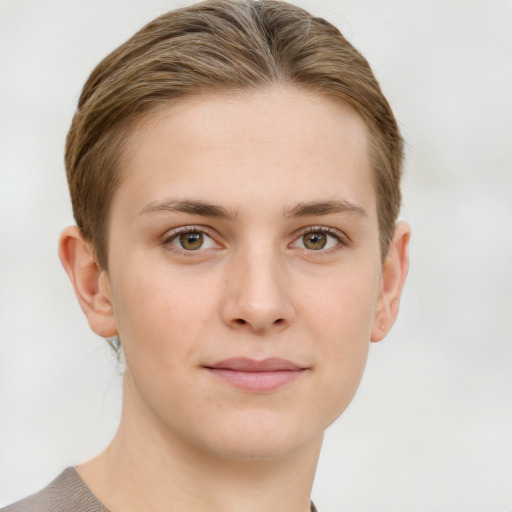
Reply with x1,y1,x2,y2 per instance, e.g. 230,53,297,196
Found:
65,0,403,269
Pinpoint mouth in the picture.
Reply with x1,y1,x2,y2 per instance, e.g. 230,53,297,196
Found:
204,357,308,392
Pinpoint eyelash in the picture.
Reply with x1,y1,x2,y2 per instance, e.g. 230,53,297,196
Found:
161,225,349,254
291,226,349,253
161,226,219,255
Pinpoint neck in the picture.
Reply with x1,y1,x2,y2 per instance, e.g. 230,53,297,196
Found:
77,374,323,512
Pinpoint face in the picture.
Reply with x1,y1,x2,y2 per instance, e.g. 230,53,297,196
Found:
104,87,385,460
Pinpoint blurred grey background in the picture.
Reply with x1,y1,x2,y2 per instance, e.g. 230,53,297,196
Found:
0,0,511,510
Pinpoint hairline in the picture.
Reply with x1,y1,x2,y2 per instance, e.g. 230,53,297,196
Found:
96,84,390,269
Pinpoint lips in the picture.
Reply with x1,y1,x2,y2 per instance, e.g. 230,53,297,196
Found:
204,357,307,392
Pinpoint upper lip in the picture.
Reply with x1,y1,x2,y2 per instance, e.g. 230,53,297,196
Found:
205,357,305,372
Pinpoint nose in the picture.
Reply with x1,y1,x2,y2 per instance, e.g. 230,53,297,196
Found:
220,246,295,334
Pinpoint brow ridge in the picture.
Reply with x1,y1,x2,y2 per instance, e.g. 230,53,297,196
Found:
286,200,367,219
139,198,237,220
139,198,366,220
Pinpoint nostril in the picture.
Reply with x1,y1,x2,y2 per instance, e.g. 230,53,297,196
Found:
232,318,285,327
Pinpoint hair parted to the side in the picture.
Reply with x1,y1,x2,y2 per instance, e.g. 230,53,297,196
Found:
65,0,403,270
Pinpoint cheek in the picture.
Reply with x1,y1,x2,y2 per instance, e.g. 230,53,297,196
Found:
298,268,379,413
110,261,208,367
301,264,380,345
110,269,208,421
110,255,232,386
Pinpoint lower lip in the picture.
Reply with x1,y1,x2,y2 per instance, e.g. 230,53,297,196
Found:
206,368,306,392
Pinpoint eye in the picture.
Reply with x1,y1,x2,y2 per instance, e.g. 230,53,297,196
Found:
291,228,343,251
166,229,218,251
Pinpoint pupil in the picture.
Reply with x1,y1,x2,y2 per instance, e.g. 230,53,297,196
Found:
304,232,326,250
180,232,203,250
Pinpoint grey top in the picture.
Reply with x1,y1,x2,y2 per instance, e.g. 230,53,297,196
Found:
1,468,108,512
2,467,318,512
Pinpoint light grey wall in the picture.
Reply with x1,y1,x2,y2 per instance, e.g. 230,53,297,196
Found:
0,1,510,510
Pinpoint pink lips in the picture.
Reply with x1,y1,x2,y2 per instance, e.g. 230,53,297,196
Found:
205,358,306,392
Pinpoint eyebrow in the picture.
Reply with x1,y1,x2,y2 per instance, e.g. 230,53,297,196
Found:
285,200,368,219
139,198,238,220
139,198,367,221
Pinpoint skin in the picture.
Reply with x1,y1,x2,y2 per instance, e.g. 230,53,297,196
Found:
59,86,410,512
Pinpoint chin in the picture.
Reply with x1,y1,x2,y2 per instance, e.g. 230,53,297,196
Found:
194,410,325,462
205,436,311,462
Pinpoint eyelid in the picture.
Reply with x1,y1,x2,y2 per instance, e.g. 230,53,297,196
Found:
160,224,350,254
290,225,351,251
161,225,222,251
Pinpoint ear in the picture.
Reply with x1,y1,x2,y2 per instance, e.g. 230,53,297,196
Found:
58,226,117,338
371,222,411,342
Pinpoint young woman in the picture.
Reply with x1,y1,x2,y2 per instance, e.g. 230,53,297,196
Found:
2,1,409,511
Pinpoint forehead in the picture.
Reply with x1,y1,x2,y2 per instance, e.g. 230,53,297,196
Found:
116,87,376,220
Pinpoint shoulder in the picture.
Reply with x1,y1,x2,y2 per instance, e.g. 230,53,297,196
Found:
1,468,108,512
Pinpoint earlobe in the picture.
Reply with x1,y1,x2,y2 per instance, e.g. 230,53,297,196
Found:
371,222,411,342
58,226,117,338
